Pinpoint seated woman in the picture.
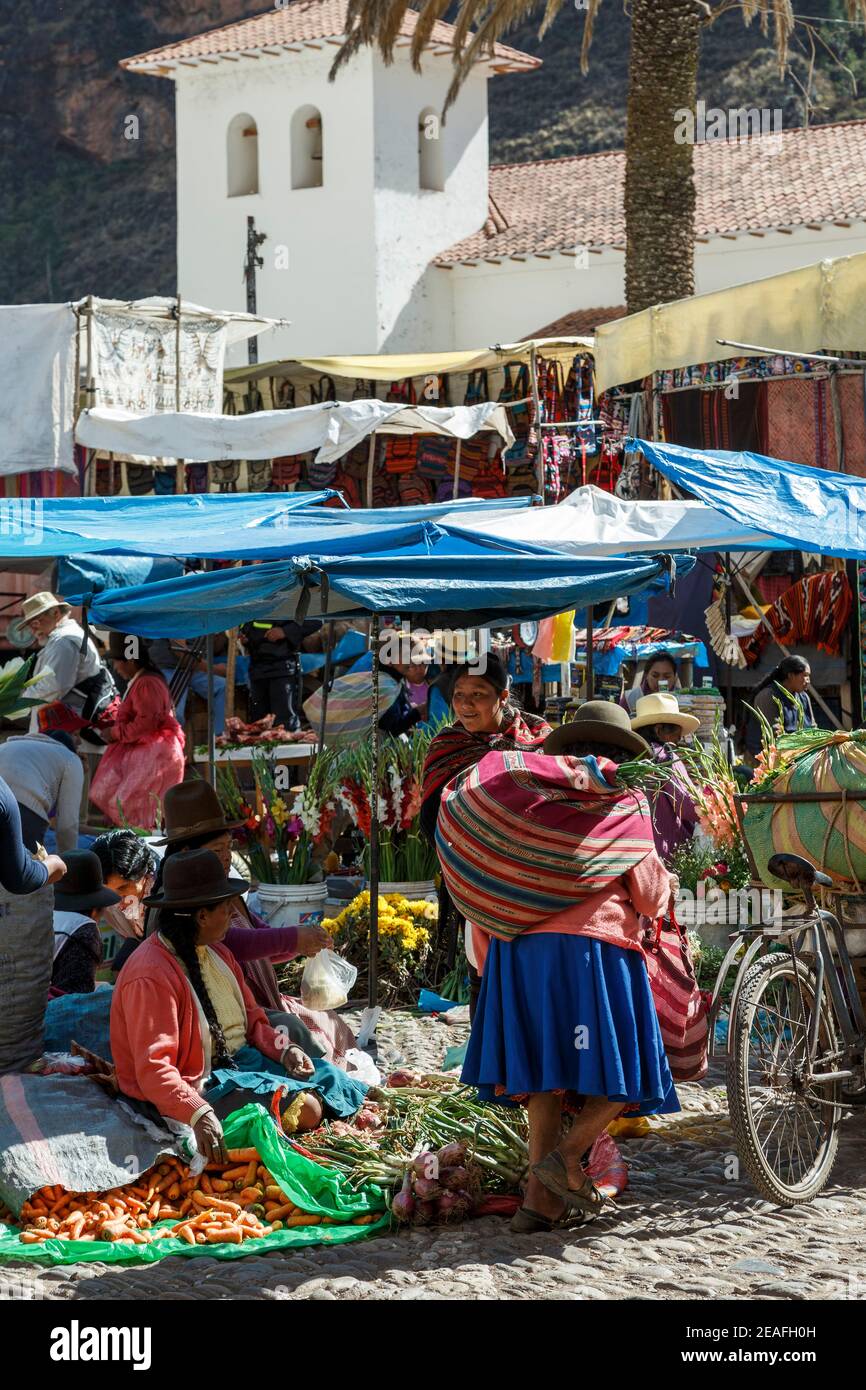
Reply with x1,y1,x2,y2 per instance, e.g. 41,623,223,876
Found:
620,653,680,716
91,830,158,971
111,850,367,1160
148,781,358,1067
90,633,185,831
630,692,699,863
451,701,679,1233
52,851,122,996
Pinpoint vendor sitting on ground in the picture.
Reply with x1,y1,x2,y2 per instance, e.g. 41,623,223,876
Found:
630,692,699,863
52,851,121,997
111,850,367,1158
91,830,158,970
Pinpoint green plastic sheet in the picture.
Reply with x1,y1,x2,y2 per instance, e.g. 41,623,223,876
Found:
0,1106,390,1267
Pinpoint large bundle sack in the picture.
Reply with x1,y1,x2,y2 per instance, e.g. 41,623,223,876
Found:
435,749,655,938
743,730,866,892
0,883,54,1075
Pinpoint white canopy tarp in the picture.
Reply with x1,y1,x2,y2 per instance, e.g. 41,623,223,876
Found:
0,303,78,475
76,297,285,348
74,400,514,464
441,484,781,554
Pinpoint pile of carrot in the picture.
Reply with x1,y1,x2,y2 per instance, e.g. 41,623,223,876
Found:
16,1146,380,1246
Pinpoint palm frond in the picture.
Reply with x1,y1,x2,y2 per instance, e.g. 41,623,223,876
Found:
579,0,602,75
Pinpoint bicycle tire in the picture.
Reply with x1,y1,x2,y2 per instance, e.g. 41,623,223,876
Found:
727,952,841,1206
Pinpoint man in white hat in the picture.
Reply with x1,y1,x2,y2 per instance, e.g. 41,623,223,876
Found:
21,592,110,733
631,692,700,861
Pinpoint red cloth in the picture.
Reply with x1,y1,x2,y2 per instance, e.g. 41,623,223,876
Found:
111,935,284,1124
90,672,185,830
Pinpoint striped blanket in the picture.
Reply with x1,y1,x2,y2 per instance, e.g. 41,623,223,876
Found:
436,750,655,939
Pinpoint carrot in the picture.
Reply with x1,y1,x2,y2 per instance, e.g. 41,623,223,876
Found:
285,1212,322,1227
205,1226,243,1244
20,1230,51,1243
179,1197,193,1216
195,1233,207,1243
237,1186,263,1206
191,1191,241,1215
175,1225,196,1245
209,1179,232,1193
264,1185,285,1201
243,1160,258,1188
270,1220,284,1231
265,1201,295,1218
64,1213,86,1241
156,1207,182,1220
199,1174,213,1195
226,1148,259,1163
221,1166,248,1182
166,1182,182,1201
352,1213,380,1225
147,1200,160,1221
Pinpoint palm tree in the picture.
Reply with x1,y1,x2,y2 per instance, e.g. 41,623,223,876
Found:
333,0,866,314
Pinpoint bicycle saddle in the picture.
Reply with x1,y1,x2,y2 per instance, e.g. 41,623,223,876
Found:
768,852,832,888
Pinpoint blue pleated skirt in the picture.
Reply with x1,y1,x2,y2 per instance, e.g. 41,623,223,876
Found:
462,933,680,1116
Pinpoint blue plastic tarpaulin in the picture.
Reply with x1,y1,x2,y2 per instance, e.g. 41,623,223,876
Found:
637,438,866,559
57,555,184,603
89,532,694,636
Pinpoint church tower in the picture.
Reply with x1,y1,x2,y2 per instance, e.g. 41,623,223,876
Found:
122,4,538,358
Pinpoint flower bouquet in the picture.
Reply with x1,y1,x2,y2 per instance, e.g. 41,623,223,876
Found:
336,730,438,884
218,747,341,885
319,889,438,1004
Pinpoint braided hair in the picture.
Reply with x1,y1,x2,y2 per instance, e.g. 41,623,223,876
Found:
158,907,236,1070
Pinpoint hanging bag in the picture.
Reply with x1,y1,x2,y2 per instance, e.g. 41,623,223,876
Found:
640,911,709,1082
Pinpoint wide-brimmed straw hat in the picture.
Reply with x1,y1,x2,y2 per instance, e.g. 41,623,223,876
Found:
630,692,700,736
21,591,70,622
143,848,249,910
543,699,651,758
154,780,245,846
53,851,122,914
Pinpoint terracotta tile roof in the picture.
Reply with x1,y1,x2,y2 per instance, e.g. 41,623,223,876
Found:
121,1,540,74
531,306,626,338
438,119,866,265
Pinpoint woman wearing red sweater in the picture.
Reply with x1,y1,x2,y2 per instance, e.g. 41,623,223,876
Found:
111,849,367,1161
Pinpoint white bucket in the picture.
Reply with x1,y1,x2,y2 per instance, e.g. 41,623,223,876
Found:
254,881,329,929
378,880,437,902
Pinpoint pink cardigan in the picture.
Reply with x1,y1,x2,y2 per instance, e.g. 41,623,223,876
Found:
111,935,284,1125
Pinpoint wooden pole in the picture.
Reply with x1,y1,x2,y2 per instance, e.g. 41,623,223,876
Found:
724,553,734,725
452,438,462,500
175,295,185,496
225,628,238,722
365,431,376,509
316,621,334,758
84,297,95,497
368,614,380,1008
585,610,594,700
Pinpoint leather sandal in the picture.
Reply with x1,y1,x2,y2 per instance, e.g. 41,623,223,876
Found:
531,1150,611,1217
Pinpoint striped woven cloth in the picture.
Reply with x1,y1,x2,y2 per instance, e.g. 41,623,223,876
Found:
436,750,655,939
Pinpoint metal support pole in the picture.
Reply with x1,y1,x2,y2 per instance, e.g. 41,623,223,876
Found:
175,295,185,496
206,633,216,786
724,553,734,725
530,345,544,504
317,622,334,757
368,614,381,1008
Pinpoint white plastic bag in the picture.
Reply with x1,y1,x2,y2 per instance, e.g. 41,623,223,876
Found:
300,949,357,1011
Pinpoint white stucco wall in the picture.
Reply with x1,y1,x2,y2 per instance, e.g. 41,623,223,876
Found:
175,46,491,363
438,221,866,345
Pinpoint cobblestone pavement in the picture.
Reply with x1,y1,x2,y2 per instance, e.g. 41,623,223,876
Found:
2,1009,866,1301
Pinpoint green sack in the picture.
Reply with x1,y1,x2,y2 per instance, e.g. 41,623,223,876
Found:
743,732,866,892
0,1105,390,1267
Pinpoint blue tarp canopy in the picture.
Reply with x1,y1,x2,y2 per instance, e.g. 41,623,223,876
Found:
637,438,866,559
0,492,537,561
57,555,184,603
88,527,694,636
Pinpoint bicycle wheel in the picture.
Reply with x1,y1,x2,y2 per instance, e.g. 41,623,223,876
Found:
727,952,841,1205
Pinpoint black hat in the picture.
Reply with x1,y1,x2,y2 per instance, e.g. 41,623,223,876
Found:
143,848,249,910
542,700,651,759
54,851,122,913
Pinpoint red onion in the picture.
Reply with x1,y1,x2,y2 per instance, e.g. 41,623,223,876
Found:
410,1151,439,1180
440,1165,471,1191
391,1170,415,1223
435,1141,468,1168
386,1069,422,1088
413,1200,436,1226
412,1176,442,1202
435,1191,471,1223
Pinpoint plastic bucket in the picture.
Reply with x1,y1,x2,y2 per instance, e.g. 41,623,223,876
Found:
254,882,329,929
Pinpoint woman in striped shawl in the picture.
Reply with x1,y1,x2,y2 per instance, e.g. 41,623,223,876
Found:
449,701,680,1232
420,657,551,1020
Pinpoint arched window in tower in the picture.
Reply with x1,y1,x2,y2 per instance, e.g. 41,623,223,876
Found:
291,106,323,189
226,113,259,197
418,107,444,191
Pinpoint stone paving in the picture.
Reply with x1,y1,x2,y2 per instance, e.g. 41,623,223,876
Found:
2,1009,866,1301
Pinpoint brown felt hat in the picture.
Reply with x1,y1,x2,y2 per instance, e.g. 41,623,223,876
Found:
155,779,244,846
54,850,122,913
143,848,249,910
542,699,651,759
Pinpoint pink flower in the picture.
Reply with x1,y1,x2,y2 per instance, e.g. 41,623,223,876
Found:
286,815,304,838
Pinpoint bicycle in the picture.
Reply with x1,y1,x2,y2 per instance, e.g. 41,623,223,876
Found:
710,851,866,1205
